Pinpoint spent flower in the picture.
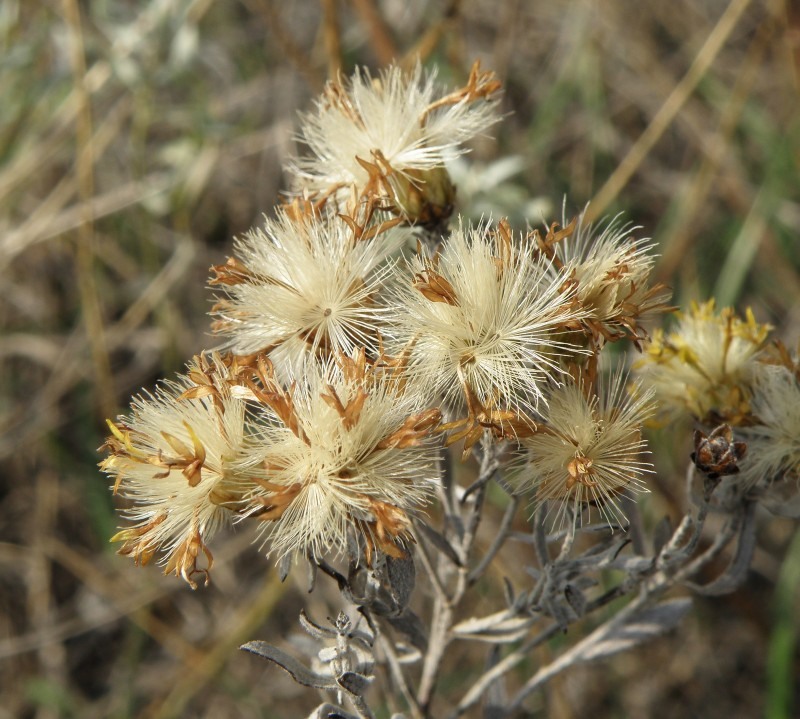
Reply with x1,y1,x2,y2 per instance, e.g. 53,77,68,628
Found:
388,217,586,449
100,354,261,587
634,299,771,425
289,61,501,225
554,213,671,347
210,210,410,375
242,349,441,562
738,361,800,490
517,373,655,532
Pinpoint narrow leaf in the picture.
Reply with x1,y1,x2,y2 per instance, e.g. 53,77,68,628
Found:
337,671,373,696
240,642,336,689
577,598,692,662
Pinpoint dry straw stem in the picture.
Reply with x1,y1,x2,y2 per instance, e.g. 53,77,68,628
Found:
244,0,325,91
351,0,400,67
655,15,775,283
61,0,115,419
586,0,754,222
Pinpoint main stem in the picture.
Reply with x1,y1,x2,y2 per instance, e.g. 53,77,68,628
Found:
417,435,499,714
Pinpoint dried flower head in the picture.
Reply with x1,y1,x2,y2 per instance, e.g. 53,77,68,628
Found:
691,424,747,480
100,354,260,587
634,300,771,425
555,213,672,347
210,210,410,375
738,363,800,489
289,61,501,225
243,350,441,562
388,218,586,440
517,374,654,532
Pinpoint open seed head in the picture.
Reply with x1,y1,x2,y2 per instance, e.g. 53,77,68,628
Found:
244,350,441,562
739,362,800,490
100,354,263,587
517,373,655,533
555,213,671,346
288,61,501,223
211,210,410,377
387,217,588,420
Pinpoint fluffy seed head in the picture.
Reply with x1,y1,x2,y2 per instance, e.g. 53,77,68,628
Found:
289,61,501,224
245,350,441,562
517,374,655,533
388,218,587,420
555,213,671,346
211,210,410,376
100,354,261,587
739,362,800,490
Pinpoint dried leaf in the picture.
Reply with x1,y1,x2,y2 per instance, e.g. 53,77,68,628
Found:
452,610,535,643
574,598,692,662
240,642,336,690
386,554,416,611
386,610,428,651
417,521,462,566
337,671,373,697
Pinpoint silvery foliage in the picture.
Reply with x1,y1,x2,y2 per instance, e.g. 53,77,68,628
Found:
241,430,763,719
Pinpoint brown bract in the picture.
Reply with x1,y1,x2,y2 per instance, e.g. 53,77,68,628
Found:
692,424,747,480
413,260,458,305
439,373,536,459
418,60,501,124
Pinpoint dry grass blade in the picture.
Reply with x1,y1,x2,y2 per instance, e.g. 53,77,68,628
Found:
586,0,754,222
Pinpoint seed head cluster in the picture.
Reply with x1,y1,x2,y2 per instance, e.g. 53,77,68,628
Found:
102,61,677,586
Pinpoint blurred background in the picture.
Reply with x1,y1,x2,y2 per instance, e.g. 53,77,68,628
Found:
1,0,799,717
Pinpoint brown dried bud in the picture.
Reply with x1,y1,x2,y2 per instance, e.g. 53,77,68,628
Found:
691,424,747,480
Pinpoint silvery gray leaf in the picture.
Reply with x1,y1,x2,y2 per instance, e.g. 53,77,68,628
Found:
345,563,390,613
483,644,506,719
653,515,673,555
393,643,422,664
387,609,428,651
337,671,373,696
452,610,535,643
609,555,653,574
279,552,293,582
240,642,336,689
571,538,630,570
571,575,598,591
687,502,757,596
656,514,696,568
417,521,462,566
306,554,318,593
564,584,586,617
576,598,692,662
544,593,577,631
318,646,340,663
300,609,337,640
501,577,516,609
386,554,416,611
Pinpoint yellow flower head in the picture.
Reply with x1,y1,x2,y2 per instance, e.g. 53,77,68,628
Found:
634,300,771,425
